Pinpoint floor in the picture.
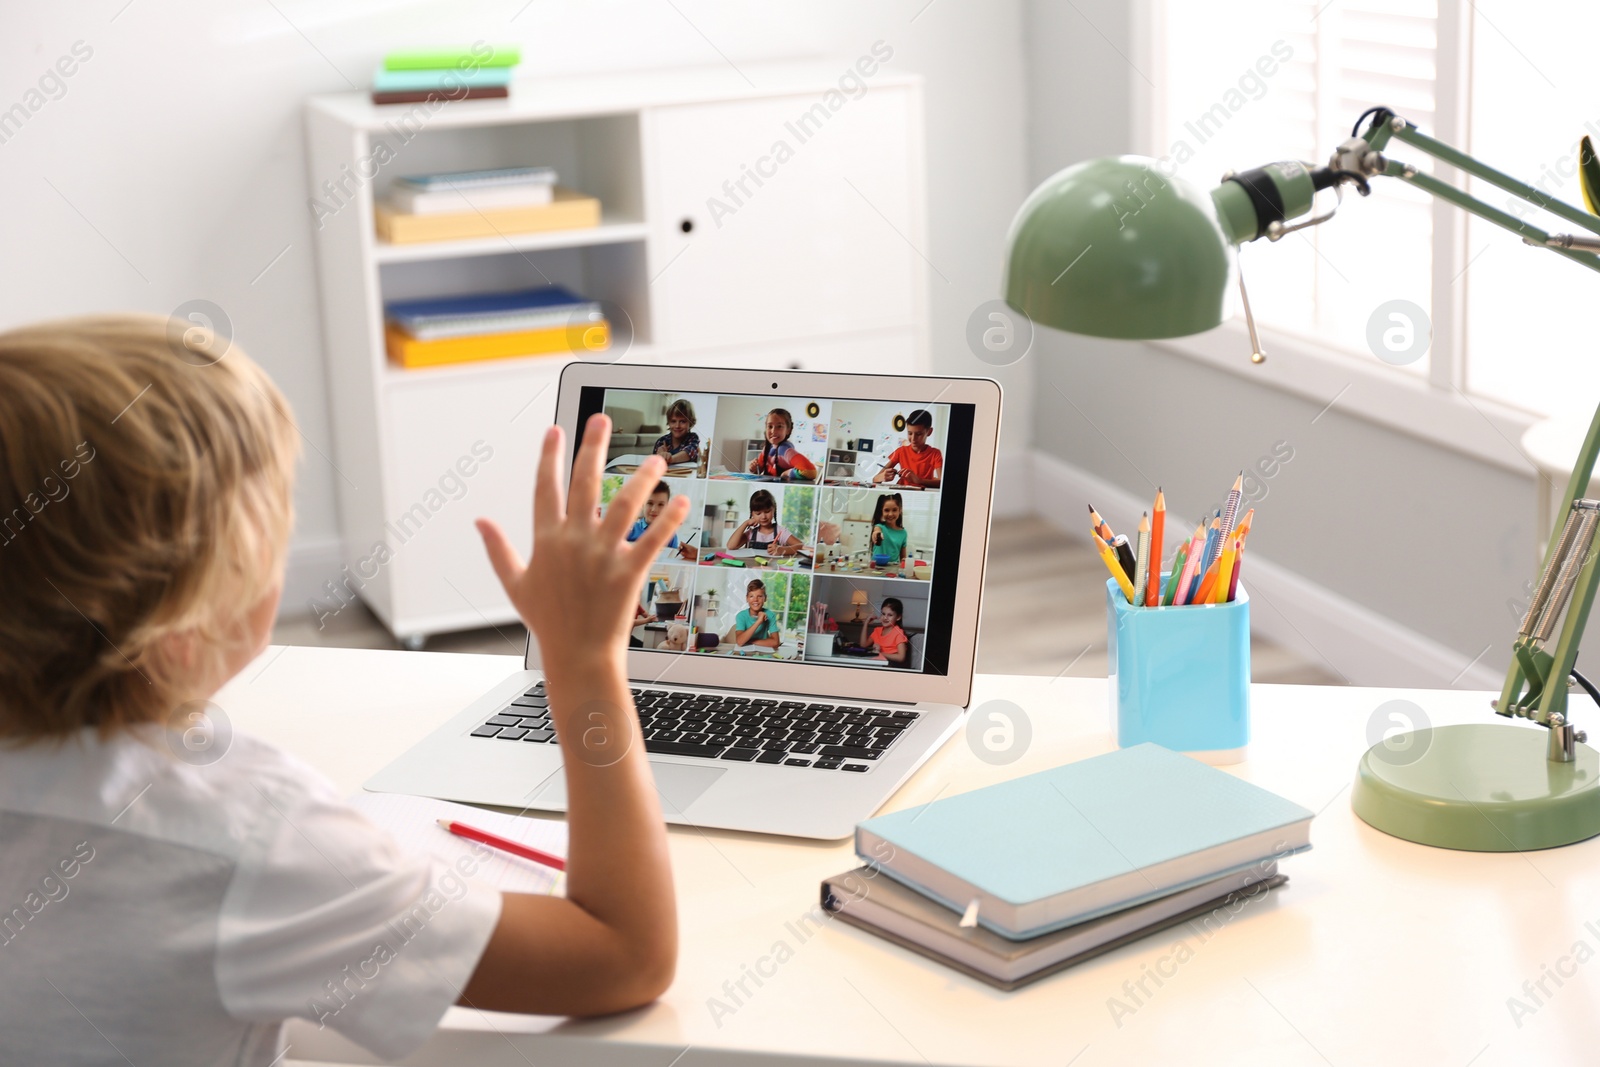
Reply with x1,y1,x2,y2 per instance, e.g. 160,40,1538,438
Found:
273,516,1343,685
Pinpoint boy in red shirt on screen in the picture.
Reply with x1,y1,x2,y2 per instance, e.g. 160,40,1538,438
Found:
874,408,941,489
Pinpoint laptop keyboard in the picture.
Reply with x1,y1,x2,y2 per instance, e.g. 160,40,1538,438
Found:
470,682,921,772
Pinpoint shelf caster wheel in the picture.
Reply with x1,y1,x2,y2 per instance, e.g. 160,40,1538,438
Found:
400,633,427,652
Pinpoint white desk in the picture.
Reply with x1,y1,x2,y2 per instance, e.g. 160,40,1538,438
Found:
222,646,1600,1066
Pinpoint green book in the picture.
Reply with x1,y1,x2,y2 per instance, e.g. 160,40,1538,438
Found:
383,46,522,71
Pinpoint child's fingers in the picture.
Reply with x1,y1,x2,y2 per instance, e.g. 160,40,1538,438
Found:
566,413,611,521
476,518,526,597
533,426,566,537
600,455,668,540
627,493,690,559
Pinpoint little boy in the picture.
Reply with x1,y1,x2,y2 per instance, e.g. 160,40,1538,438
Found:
628,480,698,560
875,408,942,488
0,315,685,1065
651,397,699,465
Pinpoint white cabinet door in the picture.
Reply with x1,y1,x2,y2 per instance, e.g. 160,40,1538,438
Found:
381,365,559,635
646,86,920,352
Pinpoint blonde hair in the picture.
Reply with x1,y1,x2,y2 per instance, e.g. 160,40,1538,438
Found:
0,314,299,740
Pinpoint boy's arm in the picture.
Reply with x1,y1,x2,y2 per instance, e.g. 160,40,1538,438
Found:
465,417,686,1017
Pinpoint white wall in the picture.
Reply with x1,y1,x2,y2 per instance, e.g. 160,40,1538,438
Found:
1021,0,1533,686
3,0,1031,610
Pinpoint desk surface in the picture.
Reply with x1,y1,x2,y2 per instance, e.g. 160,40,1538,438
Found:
222,646,1600,1067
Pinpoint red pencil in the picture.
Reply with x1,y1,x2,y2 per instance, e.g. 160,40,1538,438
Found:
1147,489,1165,607
437,818,566,872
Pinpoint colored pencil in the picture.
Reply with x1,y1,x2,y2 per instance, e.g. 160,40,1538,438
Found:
1192,555,1224,606
1172,523,1206,605
1213,533,1239,604
437,818,566,872
1111,534,1137,581
1147,489,1165,607
1088,504,1114,542
1161,542,1188,606
1132,513,1151,605
1227,510,1255,602
1094,532,1136,602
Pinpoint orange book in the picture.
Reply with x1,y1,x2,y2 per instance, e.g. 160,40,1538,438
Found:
375,187,601,244
384,320,610,368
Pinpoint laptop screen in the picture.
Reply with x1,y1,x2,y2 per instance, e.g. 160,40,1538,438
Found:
575,387,977,677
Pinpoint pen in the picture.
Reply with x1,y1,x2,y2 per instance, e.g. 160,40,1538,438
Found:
437,818,567,872
1111,533,1136,581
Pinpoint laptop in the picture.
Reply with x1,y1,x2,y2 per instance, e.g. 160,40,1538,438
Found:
364,362,1002,839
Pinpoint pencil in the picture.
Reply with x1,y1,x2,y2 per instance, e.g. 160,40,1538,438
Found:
1218,472,1244,546
1197,514,1222,599
1227,511,1254,602
1160,542,1188,606
1132,513,1150,606
1172,523,1206,605
1213,532,1239,604
1111,533,1137,581
438,818,566,872
1147,489,1165,607
1088,503,1114,542
1094,531,1136,602
1192,555,1224,606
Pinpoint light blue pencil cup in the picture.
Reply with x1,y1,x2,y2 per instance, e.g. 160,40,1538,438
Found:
1106,576,1250,765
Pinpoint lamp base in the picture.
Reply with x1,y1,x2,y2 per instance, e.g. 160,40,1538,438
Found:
1352,723,1600,851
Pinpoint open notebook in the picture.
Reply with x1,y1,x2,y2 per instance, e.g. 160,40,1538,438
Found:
348,791,569,896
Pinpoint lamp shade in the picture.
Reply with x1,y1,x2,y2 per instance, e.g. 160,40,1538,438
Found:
851,590,871,606
1003,156,1237,340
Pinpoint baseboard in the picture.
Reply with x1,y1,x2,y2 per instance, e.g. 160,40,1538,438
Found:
1030,450,1504,690
281,534,344,619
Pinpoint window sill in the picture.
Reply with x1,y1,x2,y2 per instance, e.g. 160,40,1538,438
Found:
1151,320,1540,477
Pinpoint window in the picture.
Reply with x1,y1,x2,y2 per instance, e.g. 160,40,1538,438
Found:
1150,1,1600,419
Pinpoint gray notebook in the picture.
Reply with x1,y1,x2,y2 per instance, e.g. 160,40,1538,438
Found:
821,863,1286,991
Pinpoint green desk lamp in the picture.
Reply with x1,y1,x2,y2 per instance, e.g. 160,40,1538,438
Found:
1006,108,1600,850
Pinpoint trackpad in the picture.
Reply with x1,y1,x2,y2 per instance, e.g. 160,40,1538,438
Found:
525,763,726,815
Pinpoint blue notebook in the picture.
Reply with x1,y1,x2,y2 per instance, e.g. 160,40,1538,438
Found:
855,743,1312,940
384,286,591,329
371,66,514,93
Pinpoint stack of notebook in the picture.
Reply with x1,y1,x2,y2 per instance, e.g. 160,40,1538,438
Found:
371,45,521,106
383,285,609,369
375,165,601,244
823,743,1312,990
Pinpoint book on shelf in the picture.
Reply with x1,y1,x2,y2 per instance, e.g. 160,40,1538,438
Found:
391,183,555,215
383,46,522,70
822,864,1287,991
372,86,509,106
375,187,601,244
395,166,556,192
855,743,1313,940
372,65,514,93
385,285,600,336
384,320,610,369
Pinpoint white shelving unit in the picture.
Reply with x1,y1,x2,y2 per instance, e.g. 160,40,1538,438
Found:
304,62,929,645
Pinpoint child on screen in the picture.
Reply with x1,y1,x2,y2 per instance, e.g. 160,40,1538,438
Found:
875,408,942,488
869,493,908,569
732,578,782,649
747,407,817,482
0,315,682,1065
728,488,803,556
651,398,700,465
859,597,912,666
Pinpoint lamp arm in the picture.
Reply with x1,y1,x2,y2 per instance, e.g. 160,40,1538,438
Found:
1347,111,1600,747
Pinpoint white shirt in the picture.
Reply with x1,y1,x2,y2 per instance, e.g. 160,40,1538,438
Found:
0,726,502,1066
